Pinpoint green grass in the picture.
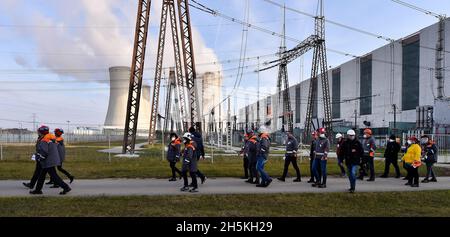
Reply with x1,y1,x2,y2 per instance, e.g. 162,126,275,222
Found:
0,190,449,217
0,143,449,180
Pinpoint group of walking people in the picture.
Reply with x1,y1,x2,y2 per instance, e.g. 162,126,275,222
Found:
23,125,73,195
166,126,207,192
237,127,439,193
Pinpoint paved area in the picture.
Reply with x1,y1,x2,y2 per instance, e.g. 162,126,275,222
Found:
98,142,148,154
1,177,449,197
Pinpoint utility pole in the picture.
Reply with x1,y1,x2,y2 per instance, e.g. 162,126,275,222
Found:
392,104,397,134
32,113,37,132
353,109,358,130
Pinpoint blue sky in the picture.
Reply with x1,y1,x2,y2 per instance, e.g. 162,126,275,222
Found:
0,0,449,130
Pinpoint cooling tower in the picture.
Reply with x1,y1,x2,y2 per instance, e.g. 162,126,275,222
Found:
104,66,151,131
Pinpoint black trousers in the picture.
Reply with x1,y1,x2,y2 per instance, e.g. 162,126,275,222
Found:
182,170,198,188
243,157,249,178
169,161,182,178
281,155,301,179
50,164,73,182
195,157,205,180
425,162,436,180
383,158,400,177
35,167,69,192
249,160,258,181
407,166,419,185
359,156,374,179
309,158,321,181
29,161,42,189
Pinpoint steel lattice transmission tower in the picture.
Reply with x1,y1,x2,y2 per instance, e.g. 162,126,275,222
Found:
123,0,199,154
303,0,332,140
258,0,332,140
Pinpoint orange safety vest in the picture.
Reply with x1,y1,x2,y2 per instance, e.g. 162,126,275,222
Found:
248,136,258,144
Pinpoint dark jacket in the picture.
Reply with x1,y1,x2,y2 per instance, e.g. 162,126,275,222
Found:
257,133,270,159
336,138,345,158
182,141,198,172
285,136,298,156
167,138,182,162
314,137,329,159
310,139,316,159
55,136,66,163
36,134,61,169
384,140,400,161
240,137,249,158
246,135,258,162
423,142,438,163
191,131,205,159
342,138,364,166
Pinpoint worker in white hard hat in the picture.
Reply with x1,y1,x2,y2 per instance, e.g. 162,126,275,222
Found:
335,133,346,177
341,129,364,193
180,132,199,192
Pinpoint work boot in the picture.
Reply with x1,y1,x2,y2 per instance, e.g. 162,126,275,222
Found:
245,178,253,183
318,184,327,188
357,176,364,180
168,177,177,182
402,177,408,180
379,175,388,178
266,179,273,187
30,190,43,195
404,182,412,186
201,176,207,184
366,178,375,182
312,182,320,187
293,178,301,182
307,179,315,183
348,188,355,193
430,178,437,182
252,179,260,184
421,178,429,183
59,187,71,195
69,176,75,184
240,176,248,180
188,183,194,187
22,182,32,189
189,187,199,193
277,177,285,182
256,183,267,188
45,181,54,185
180,186,190,192
411,184,419,188
395,175,401,179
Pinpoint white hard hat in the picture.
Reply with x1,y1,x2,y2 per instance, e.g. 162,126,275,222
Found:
335,133,343,139
347,129,356,136
182,132,192,140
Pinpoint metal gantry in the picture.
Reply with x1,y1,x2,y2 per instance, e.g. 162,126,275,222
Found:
122,0,152,154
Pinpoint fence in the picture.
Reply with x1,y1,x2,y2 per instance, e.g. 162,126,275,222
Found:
0,132,124,144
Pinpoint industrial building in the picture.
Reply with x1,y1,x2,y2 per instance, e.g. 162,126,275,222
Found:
239,19,450,137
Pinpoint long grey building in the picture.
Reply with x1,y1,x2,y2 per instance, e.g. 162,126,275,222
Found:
238,19,450,136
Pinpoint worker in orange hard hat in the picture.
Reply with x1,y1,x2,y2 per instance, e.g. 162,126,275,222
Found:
359,128,377,181
312,128,329,188
307,131,321,183
420,135,438,183
47,128,74,188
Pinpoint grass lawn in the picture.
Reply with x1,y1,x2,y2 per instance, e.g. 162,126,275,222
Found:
0,143,449,180
0,190,449,217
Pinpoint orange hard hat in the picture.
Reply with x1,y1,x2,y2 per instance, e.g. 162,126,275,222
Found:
364,128,372,135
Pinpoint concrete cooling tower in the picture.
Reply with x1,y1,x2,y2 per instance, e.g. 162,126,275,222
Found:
104,66,151,131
